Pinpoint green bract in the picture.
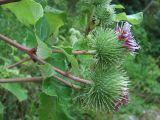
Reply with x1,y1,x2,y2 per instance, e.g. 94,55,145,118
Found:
89,28,125,69
95,4,115,26
76,67,128,112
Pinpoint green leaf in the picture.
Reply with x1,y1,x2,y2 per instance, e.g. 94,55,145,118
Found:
35,0,47,8
114,12,143,25
53,46,79,75
39,63,55,78
45,6,65,36
38,93,74,120
38,93,56,120
36,39,52,59
0,102,4,120
0,84,28,102
3,0,43,26
127,12,143,25
35,17,50,41
42,78,57,97
112,4,125,9
114,12,127,22
25,30,37,48
49,54,67,71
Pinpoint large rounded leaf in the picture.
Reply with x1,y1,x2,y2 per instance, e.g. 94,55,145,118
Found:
3,0,44,26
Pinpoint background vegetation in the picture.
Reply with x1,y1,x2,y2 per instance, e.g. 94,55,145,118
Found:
0,0,160,120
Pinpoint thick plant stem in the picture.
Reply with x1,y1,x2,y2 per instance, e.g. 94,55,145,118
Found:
0,76,80,90
0,34,92,85
0,34,30,52
0,77,43,83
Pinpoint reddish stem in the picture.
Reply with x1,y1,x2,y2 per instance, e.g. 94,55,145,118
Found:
0,76,80,90
0,34,92,85
0,34,30,52
30,54,92,84
0,77,43,83
52,49,95,55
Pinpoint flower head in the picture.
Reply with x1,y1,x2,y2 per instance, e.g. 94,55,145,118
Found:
115,22,140,53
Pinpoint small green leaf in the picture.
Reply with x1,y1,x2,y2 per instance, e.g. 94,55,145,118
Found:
114,12,127,22
25,30,37,48
35,17,50,41
3,0,44,26
50,54,67,71
42,78,57,97
36,39,52,59
39,63,55,78
114,12,143,25
63,46,72,54
38,93,74,120
38,93,56,120
45,6,65,36
0,84,28,102
66,54,80,75
127,12,143,25
53,46,79,75
112,4,125,9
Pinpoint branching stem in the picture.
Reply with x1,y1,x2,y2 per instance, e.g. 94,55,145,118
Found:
0,34,92,86
30,54,92,84
0,77,43,83
0,76,80,90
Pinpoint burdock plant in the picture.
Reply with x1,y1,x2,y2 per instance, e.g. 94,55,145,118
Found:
0,0,142,119
76,67,129,112
75,0,141,112
75,27,129,111
89,28,125,69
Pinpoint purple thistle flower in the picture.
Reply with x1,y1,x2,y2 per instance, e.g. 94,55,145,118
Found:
115,22,140,53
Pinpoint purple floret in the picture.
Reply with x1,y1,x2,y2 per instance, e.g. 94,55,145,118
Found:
115,22,140,53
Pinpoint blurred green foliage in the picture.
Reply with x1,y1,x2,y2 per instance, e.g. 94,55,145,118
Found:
0,0,160,120
113,0,160,117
